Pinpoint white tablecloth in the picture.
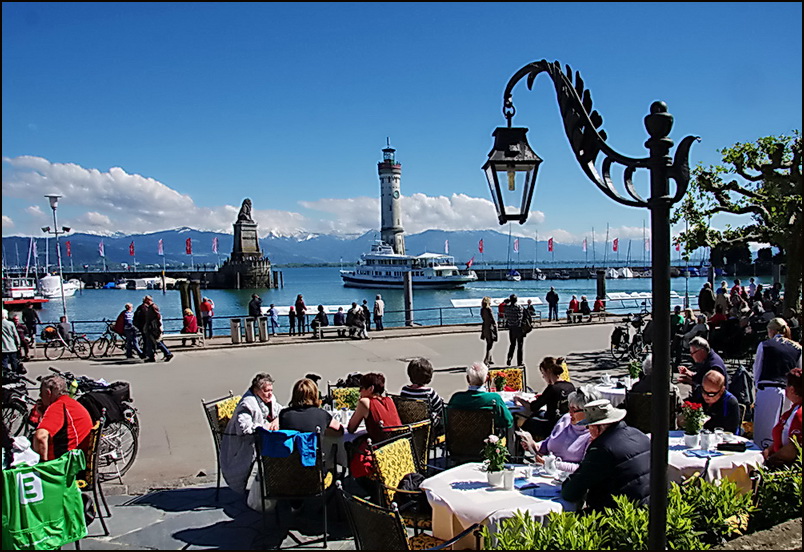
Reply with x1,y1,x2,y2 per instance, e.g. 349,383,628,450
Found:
665,430,763,490
593,379,634,406
421,462,573,549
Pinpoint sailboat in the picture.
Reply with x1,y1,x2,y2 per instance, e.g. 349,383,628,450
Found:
531,231,545,280
618,239,634,278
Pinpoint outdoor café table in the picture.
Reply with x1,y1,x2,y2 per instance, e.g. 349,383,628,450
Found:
664,430,763,491
420,462,574,550
323,409,365,468
593,377,633,407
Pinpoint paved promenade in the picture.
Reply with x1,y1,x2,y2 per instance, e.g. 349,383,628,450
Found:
22,319,631,549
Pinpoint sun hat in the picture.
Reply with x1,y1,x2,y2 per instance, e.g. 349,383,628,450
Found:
579,399,626,426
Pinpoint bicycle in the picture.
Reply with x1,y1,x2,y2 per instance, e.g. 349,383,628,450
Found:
40,326,93,361
610,311,651,362
1,371,38,437
91,318,124,358
44,367,140,481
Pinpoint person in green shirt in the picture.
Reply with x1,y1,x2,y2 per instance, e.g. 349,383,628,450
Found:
446,362,513,429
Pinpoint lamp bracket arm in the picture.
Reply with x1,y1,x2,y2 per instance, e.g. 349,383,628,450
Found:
668,135,700,203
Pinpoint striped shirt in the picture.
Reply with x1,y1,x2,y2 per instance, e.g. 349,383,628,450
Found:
400,385,445,421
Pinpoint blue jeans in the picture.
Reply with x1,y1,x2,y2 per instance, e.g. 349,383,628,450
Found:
124,327,144,358
201,316,213,338
145,334,171,360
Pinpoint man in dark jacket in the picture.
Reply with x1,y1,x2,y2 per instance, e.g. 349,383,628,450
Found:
698,282,716,316
248,294,262,317
562,399,650,511
504,294,527,367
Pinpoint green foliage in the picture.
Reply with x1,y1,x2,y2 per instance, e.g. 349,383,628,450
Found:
750,440,803,532
666,485,707,550
678,476,754,546
482,435,509,472
481,509,607,550
601,494,649,549
627,359,642,380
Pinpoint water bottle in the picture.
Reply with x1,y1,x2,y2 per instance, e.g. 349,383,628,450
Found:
69,379,78,398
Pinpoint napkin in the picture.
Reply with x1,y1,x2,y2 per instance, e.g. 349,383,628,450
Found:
523,485,562,498
683,450,724,458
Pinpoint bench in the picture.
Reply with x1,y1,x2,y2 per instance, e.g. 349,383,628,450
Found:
161,330,206,348
312,325,359,339
567,311,608,324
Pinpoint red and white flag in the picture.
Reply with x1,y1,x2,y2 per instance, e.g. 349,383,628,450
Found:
157,239,164,256
612,238,619,252
65,241,72,257
675,241,681,252
582,238,587,252
129,241,135,256
513,238,519,253
185,238,193,255
466,256,475,268
478,239,484,254
547,237,553,252
98,240,105,257
32,237,38,257
444,239,449,254
212,237,219,254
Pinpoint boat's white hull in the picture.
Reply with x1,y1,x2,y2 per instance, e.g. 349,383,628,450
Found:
38,276,78,299
341,271,476,290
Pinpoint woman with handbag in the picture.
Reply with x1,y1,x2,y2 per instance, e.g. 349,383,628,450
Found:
480,297,498,366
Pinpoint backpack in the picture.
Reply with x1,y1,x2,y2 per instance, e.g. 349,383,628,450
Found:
728,364,754,416
394,472,432,515
112,311,126,336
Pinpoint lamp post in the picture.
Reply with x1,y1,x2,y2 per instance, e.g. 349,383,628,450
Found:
483,60,698,550
42,194,70,321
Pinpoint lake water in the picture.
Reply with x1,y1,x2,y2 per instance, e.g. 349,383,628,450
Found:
20,267,770,337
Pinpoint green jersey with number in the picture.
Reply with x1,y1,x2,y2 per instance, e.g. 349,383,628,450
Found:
1,448,87,550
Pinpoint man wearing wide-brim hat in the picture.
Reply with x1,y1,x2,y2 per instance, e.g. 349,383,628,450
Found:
560,399,651,512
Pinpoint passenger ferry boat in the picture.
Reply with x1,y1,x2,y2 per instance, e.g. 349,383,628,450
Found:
38,274,80,298
2,276,49,306
340,242,478,289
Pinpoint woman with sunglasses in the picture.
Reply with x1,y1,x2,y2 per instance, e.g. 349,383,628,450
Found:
517,385,602,474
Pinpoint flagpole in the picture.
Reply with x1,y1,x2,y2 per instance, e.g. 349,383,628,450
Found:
25,238,33,279
592,227,596,266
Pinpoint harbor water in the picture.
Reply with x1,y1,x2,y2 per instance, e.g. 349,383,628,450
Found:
10,266,771,338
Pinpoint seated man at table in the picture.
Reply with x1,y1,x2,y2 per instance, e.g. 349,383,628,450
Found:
33,374,94,461
561,399,650,512
446,361,513,431
677,336,727,395
220,373,283,494
682,370,741,434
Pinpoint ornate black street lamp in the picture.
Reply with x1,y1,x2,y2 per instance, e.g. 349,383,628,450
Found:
484,60,698,550
42,194,71,322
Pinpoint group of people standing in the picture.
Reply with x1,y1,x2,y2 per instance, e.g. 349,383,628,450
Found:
247,293,386,338
480,294,535,367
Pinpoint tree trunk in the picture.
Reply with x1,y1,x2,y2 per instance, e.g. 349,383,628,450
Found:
782,228,802,313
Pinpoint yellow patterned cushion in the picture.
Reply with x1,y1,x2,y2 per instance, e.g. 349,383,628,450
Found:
216,396,241,432
374,437,417,504
489,368,524,391
332,387,360,410
408,534,444,550
323,471,334,489
559,361,571,382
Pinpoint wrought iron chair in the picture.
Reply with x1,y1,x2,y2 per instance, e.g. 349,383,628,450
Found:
444,407,496,465
369,431,432,533
391,394,446,460
379,419,433,474
327,384,361,410
337,481,482,550
77,412,110,537
201,391,240,500
488,367,528,391
255,427,333,548
623,388,679,434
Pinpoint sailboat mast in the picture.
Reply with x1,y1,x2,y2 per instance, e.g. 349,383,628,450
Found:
604,224,609,266
533,230,538,271
507,224,512,270
592,227,596,265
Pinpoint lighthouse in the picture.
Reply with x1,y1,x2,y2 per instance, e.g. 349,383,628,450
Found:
378,140,406,255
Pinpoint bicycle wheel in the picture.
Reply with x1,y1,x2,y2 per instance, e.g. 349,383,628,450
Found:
44,340,66,360
1,402,28,436
98,419,139,480
610,330,630,361
109,334,124,356
92,336,111,358
73,336,93,360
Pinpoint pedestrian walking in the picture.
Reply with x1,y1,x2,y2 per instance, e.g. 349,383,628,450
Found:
119,303,145,359
2,308,23,374
480,296,498,366
142,295,173,363
22,303,41,354
505,294,530,367
373,294,385,331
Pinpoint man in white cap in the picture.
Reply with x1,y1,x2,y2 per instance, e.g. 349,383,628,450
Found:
560,399,650,512
2,308,23,374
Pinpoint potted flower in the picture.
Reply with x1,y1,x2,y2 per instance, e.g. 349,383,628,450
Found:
482,434,509,487
681,401,706,448
627,359,642,381
493,373,507,392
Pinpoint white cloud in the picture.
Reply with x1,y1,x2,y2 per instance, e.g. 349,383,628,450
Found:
25,205,44,217
2,215,13,229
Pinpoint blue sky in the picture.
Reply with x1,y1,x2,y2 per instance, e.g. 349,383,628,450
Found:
2,2,801,248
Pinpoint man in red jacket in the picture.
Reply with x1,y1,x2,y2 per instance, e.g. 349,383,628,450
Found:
33,374,93,461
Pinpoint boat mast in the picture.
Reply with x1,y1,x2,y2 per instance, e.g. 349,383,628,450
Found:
604,224,609,266
507,223,512,271
592,227,596,266
532,230,538,272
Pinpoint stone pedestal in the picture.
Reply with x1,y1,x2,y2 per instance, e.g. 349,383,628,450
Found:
232,221,262,263
213,199,274,289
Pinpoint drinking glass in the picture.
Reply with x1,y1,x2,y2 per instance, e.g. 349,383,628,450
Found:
714,427,724,443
